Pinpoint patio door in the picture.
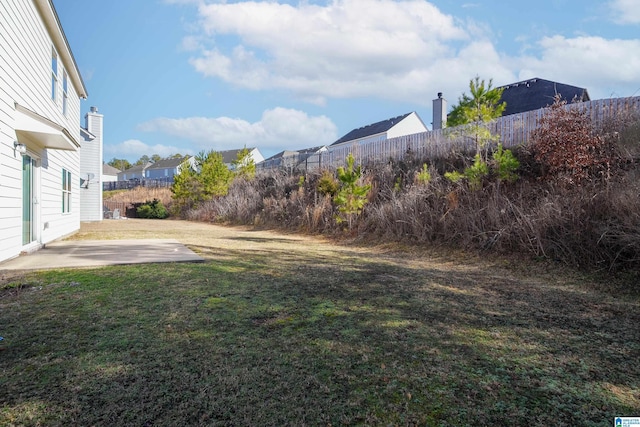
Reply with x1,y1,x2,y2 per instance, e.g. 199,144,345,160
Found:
22,154,37,245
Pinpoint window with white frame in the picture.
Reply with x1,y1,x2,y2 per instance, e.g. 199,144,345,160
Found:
62,70,68,115
51,48,58,101
62,168,71,213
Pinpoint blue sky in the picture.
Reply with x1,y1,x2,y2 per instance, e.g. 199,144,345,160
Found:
54,0,640,162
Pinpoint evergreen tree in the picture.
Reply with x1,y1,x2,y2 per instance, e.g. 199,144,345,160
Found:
232,147,256,179
445,77,519,188
170,150,233,215
334,154,371,229
448,77,506,161
199,150,234,198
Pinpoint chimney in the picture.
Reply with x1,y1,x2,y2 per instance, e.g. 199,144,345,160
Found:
432,92,447,130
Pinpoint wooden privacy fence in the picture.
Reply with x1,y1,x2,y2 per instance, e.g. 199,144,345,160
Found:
261,96,640,171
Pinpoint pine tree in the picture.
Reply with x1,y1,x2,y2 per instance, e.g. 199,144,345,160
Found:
334,154,371,229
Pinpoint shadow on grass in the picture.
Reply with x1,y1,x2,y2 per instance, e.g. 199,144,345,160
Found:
1,243,639,426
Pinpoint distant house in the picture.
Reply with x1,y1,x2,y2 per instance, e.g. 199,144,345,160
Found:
219,147,265,169
102,163,120,183
118,162,151,181
260,145,328,170
1,0,89,263
79,107,105,221
498,78,590,116
331,112,428,148
145,156,196,182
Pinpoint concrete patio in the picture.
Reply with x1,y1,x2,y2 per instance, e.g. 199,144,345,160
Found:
0,239,204,271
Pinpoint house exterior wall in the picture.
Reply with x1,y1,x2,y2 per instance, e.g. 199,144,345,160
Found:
80,109,103,221
102,173,118,182
330,132,386,149
146,167,175,180
117,164,149,181
249,148,265,164
387,112,428,139
0,0,86,263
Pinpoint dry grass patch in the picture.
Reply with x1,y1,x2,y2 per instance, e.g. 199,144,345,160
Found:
103,187,173,206
1,220,638,426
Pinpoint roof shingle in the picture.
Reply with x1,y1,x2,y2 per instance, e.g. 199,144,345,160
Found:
331,113,412,146
498,78,590,116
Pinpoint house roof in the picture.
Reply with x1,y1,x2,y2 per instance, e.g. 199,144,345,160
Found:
331,112,412,146
263,150,299,162
120,162,151,174
145,156,190,170
102,163,120,175
298,145,327,155
498,78,590,116
263,146,326,162
80,127,95,140
219,148,257,164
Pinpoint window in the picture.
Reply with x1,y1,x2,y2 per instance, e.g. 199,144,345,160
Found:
51,49,58,101
62,70,68,115
62,168,71,213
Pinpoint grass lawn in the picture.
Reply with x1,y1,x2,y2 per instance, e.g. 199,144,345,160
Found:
1,220,639,426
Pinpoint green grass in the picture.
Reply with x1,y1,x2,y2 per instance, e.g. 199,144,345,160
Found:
1,236,639,426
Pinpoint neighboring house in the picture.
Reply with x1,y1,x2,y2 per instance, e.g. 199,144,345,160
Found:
0,0,88,263
260,145,328,170
79,107,104,221
145,156,196,182
330,112,428,148
497,77,590,116
102,163,120,183
219,147,265,169
117,162,151,181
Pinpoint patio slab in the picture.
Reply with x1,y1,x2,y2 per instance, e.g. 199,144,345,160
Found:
0,239,204,271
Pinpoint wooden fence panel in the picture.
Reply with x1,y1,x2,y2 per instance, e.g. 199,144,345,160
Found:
260,96,640,172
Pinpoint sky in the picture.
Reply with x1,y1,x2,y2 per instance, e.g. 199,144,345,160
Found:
53,0,640,163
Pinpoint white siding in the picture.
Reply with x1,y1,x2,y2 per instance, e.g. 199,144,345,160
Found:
80,111,103,221
0,0,85,263
249,148,265,164
387,112,428,139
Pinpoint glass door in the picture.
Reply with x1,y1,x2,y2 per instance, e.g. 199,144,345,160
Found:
22,154,35,245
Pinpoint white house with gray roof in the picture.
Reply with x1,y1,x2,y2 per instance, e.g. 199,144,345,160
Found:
145,156,196,182
330,112,428,148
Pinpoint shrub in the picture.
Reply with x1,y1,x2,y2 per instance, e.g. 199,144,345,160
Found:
530,95,618,184
317,170,340,197
136,199,169,219
492,143,520,183
415,163,432,186
464,154,489,190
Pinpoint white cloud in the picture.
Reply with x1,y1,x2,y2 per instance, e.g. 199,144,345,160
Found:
515,35,640,98
609,0,640,24
176,0,640,105
104,139,189,160
185,0,474,105
138,107,338,151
